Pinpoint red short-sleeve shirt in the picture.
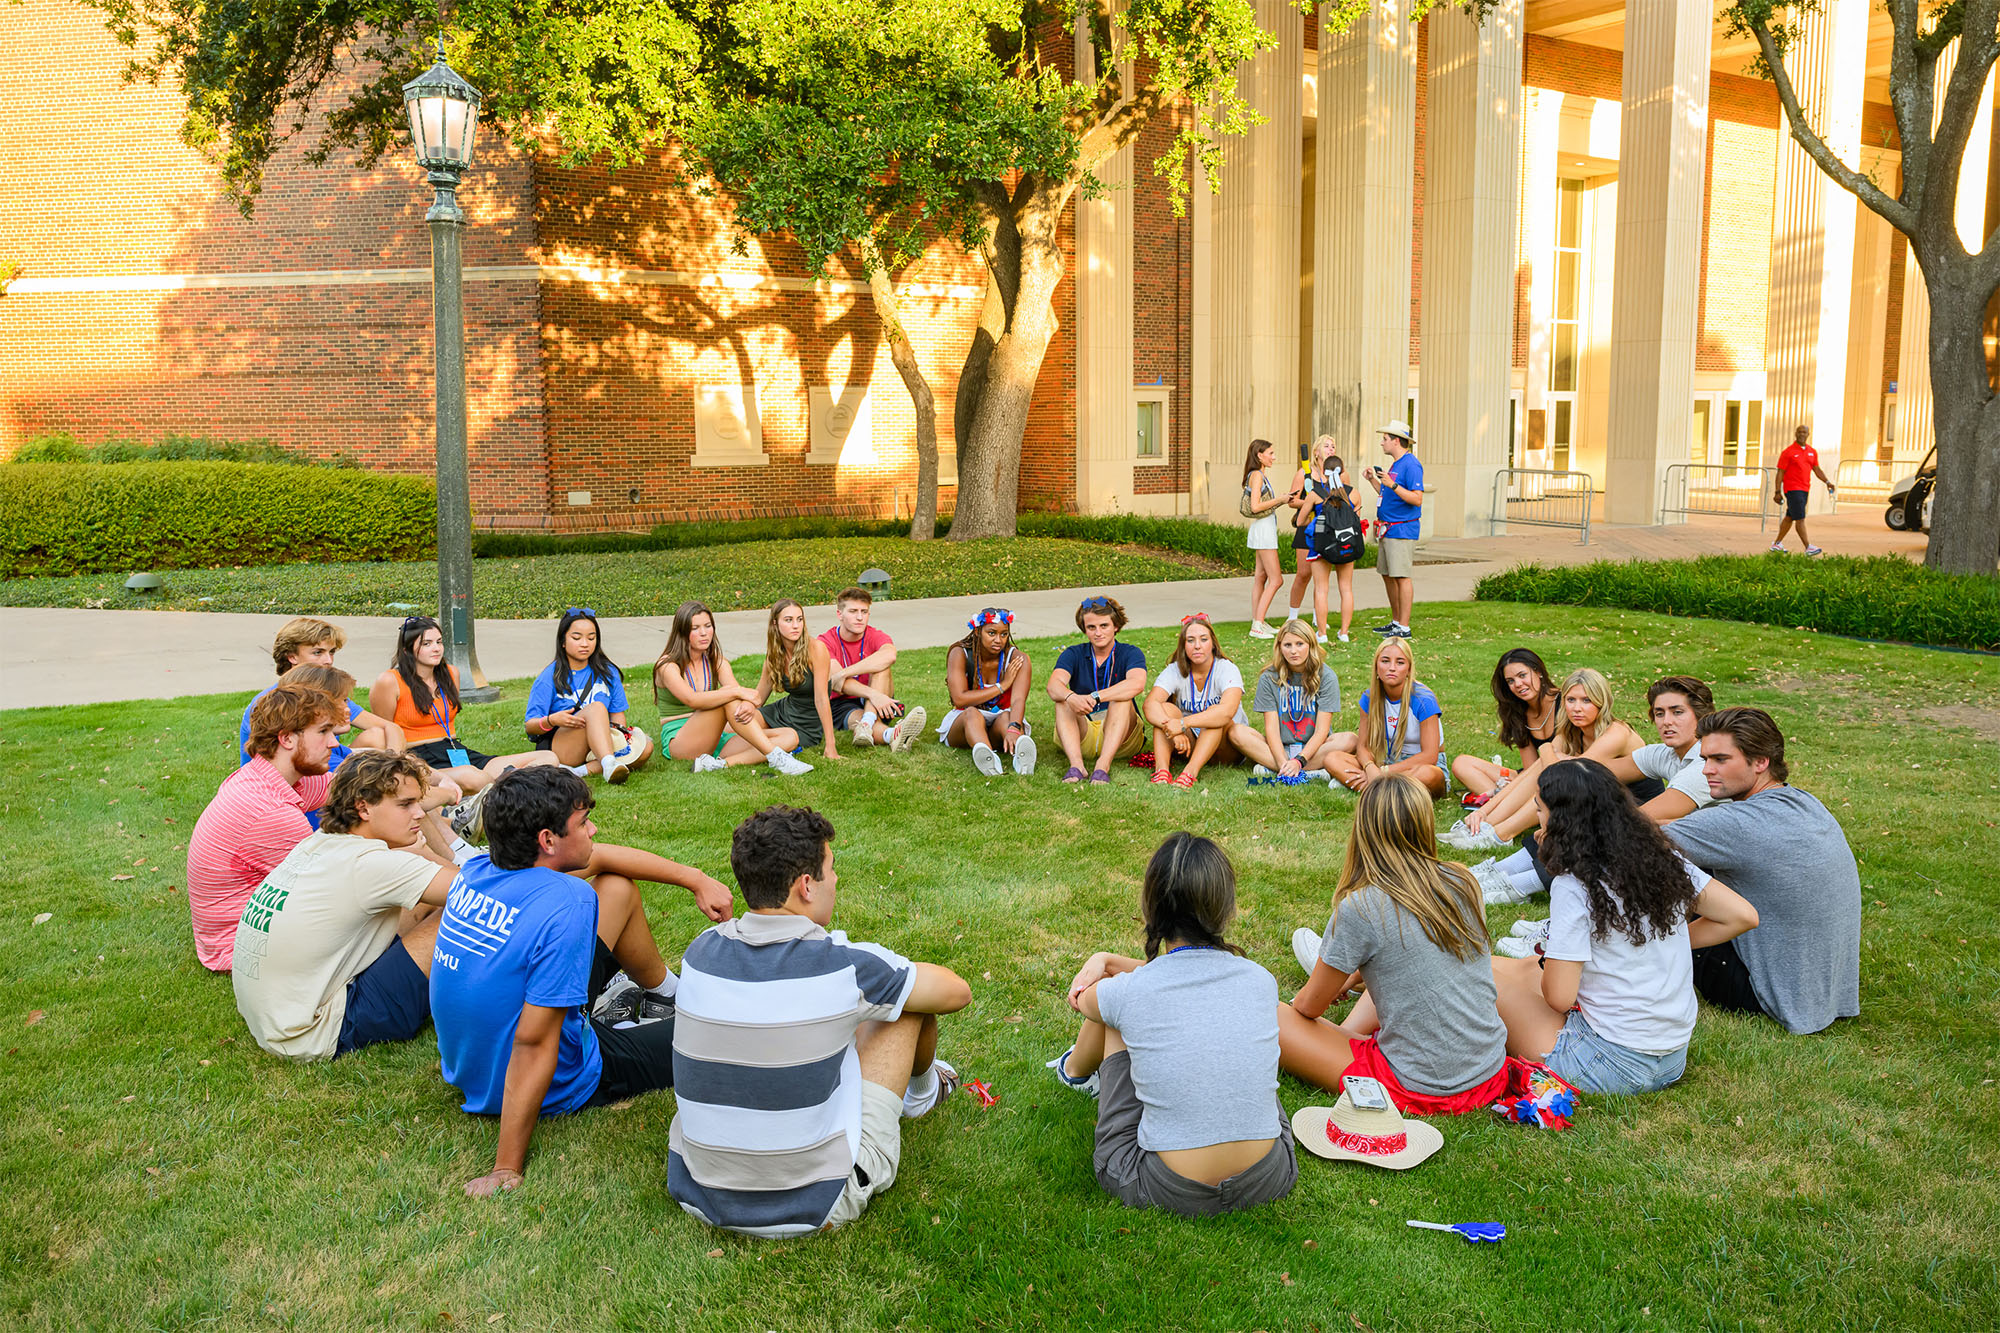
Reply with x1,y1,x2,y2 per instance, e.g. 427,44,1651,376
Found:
185,758,331,971
1778,442,1819,492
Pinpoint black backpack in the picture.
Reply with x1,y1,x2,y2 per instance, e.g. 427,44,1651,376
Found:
1315,486,1365,564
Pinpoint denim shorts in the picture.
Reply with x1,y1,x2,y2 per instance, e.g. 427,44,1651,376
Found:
1542,1010,1686,1096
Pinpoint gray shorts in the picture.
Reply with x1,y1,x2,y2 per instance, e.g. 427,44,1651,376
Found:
1378,537,1417,579
1091,1051,1297,1217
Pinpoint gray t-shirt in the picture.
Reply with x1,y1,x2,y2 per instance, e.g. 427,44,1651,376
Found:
1319,884,1508,1096
1253,667,1342,745
1094,948,1284,1152
1667,785,1861,1034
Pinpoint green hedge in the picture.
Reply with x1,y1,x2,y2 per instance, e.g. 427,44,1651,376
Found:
1474,554,2000,652
9,431,358,468
0,462,436,577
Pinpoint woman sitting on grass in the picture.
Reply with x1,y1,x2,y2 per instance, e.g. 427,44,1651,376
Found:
939,608,1037,777
369,615,557,795
1490,760,1759,1095
1231,619,1340,783
653,601,812,776
524,608,652,784
1047,832,1297,1217
751,599,841,765
1444,666,1645,853
1450,648,1559,809
1277,774,1512,1113
1323,638,1447,796
1144,615,1248,787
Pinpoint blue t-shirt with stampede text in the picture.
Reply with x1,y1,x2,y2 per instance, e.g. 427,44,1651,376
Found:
524,662,629,731
431,854,602,1116
1377,453,1425,540
1053,641,1148,716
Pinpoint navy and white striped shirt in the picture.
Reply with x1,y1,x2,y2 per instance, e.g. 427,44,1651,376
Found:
669,912,915,1237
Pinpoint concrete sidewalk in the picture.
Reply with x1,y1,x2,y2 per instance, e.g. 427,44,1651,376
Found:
0,511,1923,709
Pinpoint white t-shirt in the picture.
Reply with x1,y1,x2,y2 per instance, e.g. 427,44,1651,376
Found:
232,832,440,1060
1153,659,1250,727
1544,854,1711,1055
1631,742,1714,807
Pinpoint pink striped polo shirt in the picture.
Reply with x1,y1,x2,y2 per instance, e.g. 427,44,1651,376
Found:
185,757,331,972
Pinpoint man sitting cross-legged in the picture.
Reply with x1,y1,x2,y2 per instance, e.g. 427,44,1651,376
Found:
232,750,464,1061
669,804,972,1237
1046,595,1150,784
434,766,734,1198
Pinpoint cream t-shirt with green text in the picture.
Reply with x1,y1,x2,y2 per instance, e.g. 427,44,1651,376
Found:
231,832,439,1060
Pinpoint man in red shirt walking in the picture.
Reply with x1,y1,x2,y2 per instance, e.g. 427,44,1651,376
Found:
1771,425,1836,555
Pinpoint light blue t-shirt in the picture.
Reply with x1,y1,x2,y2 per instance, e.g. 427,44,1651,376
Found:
1377,452,1424,539
525,663,628,730
1356,682,1445,764
432,855,603,1116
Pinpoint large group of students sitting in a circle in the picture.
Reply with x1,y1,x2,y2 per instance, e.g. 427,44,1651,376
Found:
188,589,1861,1231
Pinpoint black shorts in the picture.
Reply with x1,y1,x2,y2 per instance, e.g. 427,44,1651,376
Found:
1627,776,1667,804
830,694,900,729
336,939,431,1056
583,940,676,1106
409,739,496,771
1691,938,1766,1016
1520,831,1555,891
1783,489,1809,520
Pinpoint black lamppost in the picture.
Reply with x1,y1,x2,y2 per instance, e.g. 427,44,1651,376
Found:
403,53,497,703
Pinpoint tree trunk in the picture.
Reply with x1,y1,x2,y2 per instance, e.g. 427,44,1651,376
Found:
950,181,1070,540
861,240,939,540
1922,274,2000,574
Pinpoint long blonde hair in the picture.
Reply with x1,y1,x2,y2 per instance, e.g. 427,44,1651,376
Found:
765,599,812,691
1362,639,1423,760
1334,774,1488,961
1553,667,1616,756
1263,619,1325,700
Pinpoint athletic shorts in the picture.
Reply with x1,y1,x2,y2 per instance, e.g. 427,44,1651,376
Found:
658,714,730,758
409,739,495,771
1691,938,1766,1017
1091,1051,1297,1217
1783,489,1809,520
336,939,430,1056
830,694,900,730
938,708,1028,741
1378,537,1417,579
583,940,676,1106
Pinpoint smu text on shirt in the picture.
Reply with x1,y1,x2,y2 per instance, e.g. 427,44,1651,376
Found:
434,880,517,973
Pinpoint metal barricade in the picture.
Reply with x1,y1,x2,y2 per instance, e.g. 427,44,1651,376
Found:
1659,464,1779,531
1490,468,1595,544
1834,457,1896,506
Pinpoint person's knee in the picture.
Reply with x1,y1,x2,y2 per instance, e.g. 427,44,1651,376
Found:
592,873,639,935
581,700,611,720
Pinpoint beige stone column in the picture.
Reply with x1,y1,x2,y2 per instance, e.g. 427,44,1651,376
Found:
1075,20,1135,513
1763,0,1869,513
1420,1,1524,537
1841,185,1895,470
1213,0,1304,502
1895,50,1995,469
1314,0,1417,459
1603,0,1709,525
1191,151,1217,513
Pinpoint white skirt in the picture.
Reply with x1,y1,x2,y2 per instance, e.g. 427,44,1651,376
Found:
1247,512,1280,549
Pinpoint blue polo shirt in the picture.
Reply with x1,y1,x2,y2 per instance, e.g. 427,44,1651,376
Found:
431,854,603,1116
1377,452,1425,540
1053,641,1147,715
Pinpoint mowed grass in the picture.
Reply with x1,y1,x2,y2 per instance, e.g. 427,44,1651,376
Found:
2,602,1997,1332
0,536,1230,618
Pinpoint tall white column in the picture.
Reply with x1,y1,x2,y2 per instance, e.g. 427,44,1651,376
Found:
1520,87,1565,440
1895,49,1995,469
1315,0,1417,458
1764,0,1869,512
1604,0,1709,525
1191,152,1217,514
1420,1,1524,537
1841,188,1895,469
1213,0,1303,489
1075,19,1135,512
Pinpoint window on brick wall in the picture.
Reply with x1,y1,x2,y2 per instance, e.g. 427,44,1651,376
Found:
1134,389,1171,466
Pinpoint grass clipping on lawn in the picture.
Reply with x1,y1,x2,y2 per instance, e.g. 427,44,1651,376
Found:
3,603,1997,1331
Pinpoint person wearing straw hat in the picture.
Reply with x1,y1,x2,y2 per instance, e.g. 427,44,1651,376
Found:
1360,420,1422,639
1291,1075,1443,1170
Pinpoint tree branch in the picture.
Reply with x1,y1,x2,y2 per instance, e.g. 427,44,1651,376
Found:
1885,0,1933,214
1924,0,2000,257
1749,17,1915,235
1077,84,1166,170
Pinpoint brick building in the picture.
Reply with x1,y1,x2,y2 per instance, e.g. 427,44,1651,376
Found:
0,1,1927,531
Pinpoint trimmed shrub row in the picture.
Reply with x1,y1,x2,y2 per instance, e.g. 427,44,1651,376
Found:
0,462,436,577
1473,554,2000,652
9,431,359,468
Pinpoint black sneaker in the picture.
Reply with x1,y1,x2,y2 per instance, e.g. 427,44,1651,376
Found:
636,990,676,1023
595,976,642,1025
1371,622,1398,635
1387,624,1413,639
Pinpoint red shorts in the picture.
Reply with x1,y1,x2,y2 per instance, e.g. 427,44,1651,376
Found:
1344,1037,1551,1116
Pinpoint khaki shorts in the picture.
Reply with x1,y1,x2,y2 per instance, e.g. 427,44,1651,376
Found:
822,1080,904,1230
1080,705,1146,761
1378,537,1417,579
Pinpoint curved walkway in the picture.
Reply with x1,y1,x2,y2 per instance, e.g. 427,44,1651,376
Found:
1,512,1922,709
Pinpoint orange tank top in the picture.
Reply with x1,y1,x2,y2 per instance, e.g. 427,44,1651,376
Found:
390,665,460,744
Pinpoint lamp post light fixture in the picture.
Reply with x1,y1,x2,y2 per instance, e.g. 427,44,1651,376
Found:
403,52,497,703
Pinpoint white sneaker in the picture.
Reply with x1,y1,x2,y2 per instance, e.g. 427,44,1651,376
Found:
851,711,877,746
971,742,1004,778
891,706,928,753
1442,818,1505,851
1337,631,1351,644
1291,926,1322,976
1248,620,1277,639
1252,764,1274,778
1012,734,1037,776
767,748,814,776
601,745,630,785
1046,1047,1100,1097
902,1057,959,1118
1509,917,1551,940
1316,632,1329,645
1768,543,1787,554
1477,861,1540,906
1495,934,1541,959
692,753,729,774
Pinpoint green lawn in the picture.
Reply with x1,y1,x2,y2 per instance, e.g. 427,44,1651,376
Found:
0,537,1231,618
3,603,1996,1331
